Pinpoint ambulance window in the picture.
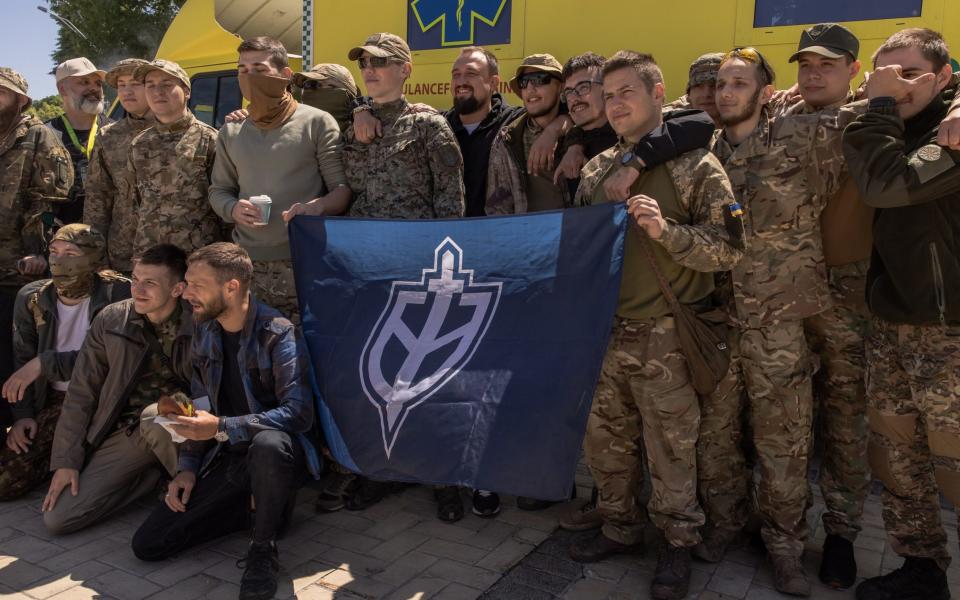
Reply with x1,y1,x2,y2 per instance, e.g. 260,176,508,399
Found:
188,72,242,128
754,0,922,27
189,76,218,126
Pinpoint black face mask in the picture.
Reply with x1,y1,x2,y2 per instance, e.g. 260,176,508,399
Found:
301,87,353,131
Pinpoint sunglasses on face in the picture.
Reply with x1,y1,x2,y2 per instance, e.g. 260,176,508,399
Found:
517,71,559,90
358,56,399,70
561,80,603,102
724,47,776,85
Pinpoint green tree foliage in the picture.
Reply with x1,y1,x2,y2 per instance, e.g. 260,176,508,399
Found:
26,95,64,122
46,0,187,69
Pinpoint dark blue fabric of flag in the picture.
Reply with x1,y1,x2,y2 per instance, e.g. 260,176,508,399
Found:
289,204,627,500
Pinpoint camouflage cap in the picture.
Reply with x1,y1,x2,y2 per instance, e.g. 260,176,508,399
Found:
509,54,563,95
106,58,150,88
134,59,191,90
51,223,106,262
348,33,412,63
0,67,31,108
293,63,360,96
687,52,724,90
789,23,860,63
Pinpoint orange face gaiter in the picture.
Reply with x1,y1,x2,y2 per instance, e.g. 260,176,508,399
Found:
238,72,298,130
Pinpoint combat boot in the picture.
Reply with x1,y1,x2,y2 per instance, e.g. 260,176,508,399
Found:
692,526,743,563
559,487,601,531
651,543,691,600
818,534,857,589
855,556,950,600
770,554,811,597
569,530,643,563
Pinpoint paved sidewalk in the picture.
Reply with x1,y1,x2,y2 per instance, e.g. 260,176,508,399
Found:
0,473,957,599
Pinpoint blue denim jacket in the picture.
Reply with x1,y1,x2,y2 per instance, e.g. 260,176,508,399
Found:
177,297,320,477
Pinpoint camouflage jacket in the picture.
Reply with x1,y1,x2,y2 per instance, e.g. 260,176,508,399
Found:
0,114,73,288
345,98,465,219
664,95,693,112
50,298,194,471
485,113,570,214
577,143,744,319
83,113,153,272
178,298,320,477
10,272,130,421
123,112,222,257
712,108,847,328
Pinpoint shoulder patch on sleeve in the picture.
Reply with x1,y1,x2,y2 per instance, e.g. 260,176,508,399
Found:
909,144,956,184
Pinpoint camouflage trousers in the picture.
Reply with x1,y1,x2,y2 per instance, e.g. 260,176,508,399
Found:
867,318,960,570
0,391,64,501
697,321,815,557
584,316,704,547
803,261,871,541
252,259,299,323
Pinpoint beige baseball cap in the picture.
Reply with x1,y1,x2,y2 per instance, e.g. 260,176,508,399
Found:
55,57,106,84
134,59,191,90
105,58,150,88
348,33,412,64
293,64,360,96
0,67,31,107
509,54,563,95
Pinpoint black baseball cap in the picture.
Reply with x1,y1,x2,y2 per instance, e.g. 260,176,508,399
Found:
788,23,860,63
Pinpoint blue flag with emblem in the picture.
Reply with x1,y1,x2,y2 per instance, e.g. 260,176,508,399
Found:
289,204,627,500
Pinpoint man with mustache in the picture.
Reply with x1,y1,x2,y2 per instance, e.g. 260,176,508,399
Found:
45,58,110,225
125,60,223,258
0,67,73,437
0,224,129,501
83,58,154,273
210,36,351,322
133,242,316,600
43,243,190,534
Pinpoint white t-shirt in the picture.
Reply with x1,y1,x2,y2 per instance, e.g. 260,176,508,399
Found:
51,297,91,392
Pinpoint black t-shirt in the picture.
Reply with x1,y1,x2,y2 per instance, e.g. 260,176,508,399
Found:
219,329,248,419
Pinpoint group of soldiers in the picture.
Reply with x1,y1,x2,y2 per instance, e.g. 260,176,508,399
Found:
0,18,958,600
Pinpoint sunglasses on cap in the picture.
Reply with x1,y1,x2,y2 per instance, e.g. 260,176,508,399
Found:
724,47,776,85
517,71,560,90
357,56,401,70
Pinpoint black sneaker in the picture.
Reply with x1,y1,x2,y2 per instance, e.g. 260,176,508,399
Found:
237,541,279,600
652,544,691,600
819,534,857,589
315,471,356,513
345,477,396,511
471,490,501,518
435,486,464,522
856,556,951,600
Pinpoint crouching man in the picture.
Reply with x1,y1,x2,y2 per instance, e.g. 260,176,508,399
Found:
132,242,318,600
43,243,192,533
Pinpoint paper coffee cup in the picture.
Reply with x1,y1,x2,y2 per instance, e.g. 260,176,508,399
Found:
249,195,272,224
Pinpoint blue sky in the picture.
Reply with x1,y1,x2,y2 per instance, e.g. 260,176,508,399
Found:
3,1,64,100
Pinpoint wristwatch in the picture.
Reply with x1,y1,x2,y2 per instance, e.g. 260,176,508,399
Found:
214,417,229,443
619,150,645,171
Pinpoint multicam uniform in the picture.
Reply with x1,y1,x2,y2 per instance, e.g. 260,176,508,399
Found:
123,113,222,257
703,107,847,557
83,112,153,272
345,98,465,219
576,143,743,548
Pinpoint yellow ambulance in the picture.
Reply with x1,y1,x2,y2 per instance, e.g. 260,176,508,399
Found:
156,0,960,127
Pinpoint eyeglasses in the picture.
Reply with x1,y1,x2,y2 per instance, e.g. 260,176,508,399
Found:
561,80,603,102
357,56,399,70
723,47,776,85
517,71,559,90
